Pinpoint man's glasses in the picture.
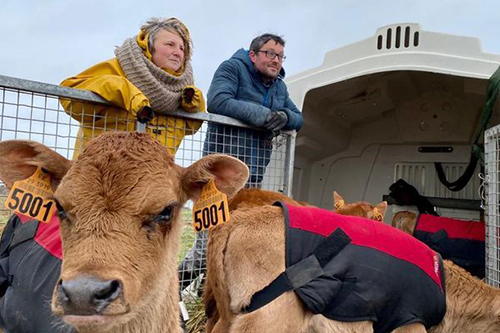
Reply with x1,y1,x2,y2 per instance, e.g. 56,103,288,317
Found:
257,50,286,62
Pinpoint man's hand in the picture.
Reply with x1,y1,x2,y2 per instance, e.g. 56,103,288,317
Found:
264,111,288,132
136,106,155,124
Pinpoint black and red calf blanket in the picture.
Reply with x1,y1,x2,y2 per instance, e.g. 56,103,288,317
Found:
245,203,446,333
414,214,485,278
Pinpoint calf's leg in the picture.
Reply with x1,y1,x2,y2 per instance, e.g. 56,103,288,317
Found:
307,314,373,333
229,293,312,333
392,323,427,333
211,317,230,333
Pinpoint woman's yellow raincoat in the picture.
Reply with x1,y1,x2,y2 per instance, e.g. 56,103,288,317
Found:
60,34,205,159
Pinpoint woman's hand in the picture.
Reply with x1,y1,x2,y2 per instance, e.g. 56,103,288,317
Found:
181,85,206,112
182,87,195,104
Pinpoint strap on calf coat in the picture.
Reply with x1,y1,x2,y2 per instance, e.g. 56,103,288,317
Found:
243,228,351,313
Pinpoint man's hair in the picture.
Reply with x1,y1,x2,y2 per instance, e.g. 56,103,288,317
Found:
249,33,285,52
141,17,192,61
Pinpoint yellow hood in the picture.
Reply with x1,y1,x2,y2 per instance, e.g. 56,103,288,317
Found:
136,30,184,76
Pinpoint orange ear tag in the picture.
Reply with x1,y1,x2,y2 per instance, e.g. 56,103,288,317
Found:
4,167,56,223
373,207,383,221
192,179,230,232
334,199,345,210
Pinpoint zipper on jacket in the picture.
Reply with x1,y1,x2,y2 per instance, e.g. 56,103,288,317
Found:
263,89,269,107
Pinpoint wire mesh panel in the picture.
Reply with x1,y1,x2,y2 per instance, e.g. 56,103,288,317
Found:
175,120,293,302
485,124,500,287
0,75,295,320
0,86,79,158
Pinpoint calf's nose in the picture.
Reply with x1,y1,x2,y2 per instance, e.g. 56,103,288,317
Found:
56,276,123,315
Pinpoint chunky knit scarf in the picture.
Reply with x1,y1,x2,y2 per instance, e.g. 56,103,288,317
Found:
115,37,194,113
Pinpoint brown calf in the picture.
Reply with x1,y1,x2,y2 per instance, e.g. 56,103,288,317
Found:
228,188,309,211
206,204,500,333
205,188,308,332
391,211,418,234
333,191,387,221
429,260,500,332
0,132,249,333
206,191,388,333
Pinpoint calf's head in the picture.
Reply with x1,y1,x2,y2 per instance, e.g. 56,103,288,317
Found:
333,191,387,221
391,211,417,234
0,132,248,332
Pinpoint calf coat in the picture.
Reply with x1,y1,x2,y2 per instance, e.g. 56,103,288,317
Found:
0,213,73,332
413,214,485,278
392,212,485,278
258,203,446,333
242,204,445,333
206,204,500,333
204,191,390,333
0,132,249,333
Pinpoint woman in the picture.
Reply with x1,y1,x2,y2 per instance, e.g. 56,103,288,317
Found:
61,17,205,158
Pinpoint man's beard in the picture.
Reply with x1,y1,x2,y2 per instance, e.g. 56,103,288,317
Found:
259,71,278,85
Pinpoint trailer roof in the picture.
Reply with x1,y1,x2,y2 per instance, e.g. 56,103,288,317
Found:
287,23,500,109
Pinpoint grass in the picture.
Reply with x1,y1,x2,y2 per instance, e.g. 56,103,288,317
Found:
178,207,208,333
185,294,207,333
179,207,196,263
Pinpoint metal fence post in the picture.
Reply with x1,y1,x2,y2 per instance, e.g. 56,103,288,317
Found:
283,131,296,197
136,121,146,133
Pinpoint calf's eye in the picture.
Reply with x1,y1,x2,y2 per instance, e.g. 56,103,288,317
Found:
153,205,174,224
55,200,68,221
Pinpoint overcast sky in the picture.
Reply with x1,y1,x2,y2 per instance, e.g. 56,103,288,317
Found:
1,0,500,95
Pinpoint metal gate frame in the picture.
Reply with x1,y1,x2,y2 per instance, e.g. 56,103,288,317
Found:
0,74,297,304
485,124,500,287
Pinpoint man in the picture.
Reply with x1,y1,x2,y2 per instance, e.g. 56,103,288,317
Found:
203,33,303,186
178,34,303,295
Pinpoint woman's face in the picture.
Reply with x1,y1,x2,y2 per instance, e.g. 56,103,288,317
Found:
151,29,185,72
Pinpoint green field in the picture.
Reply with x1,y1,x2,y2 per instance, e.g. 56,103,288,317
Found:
179,207,196,263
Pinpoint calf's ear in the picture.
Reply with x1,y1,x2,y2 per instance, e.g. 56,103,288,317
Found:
182,154,249,200
333,191,344,210
0,140,72,189
375,201,388,219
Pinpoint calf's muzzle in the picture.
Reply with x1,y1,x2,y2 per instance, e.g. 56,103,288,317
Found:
55,275,124,315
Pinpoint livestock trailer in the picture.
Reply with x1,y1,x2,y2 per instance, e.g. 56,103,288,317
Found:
285,23,500,285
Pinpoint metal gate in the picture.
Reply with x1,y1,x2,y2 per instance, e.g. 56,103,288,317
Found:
485,124,500,287
0,74,296,303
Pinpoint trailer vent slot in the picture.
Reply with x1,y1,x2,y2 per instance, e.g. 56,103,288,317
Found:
386,28,392,49
395,26,401,48
405,26,411,47
377,25,420,50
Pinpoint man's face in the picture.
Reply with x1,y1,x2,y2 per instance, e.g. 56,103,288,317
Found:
249,40,284,80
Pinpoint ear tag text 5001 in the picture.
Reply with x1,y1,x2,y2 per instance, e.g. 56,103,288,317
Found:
5,167,56,223
192,179,230,232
